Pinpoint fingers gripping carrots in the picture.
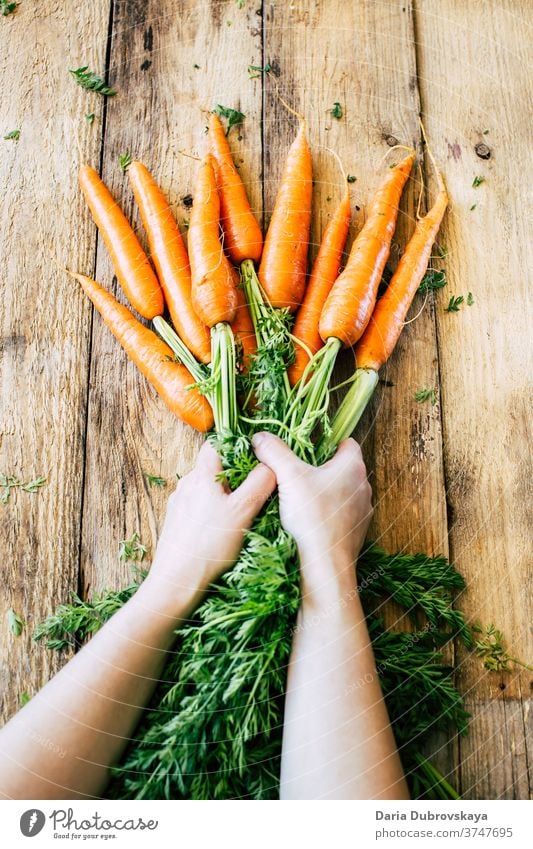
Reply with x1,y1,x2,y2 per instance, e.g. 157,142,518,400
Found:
208,113,263,265
188,154,238,328
355,164,448,371
288,186,351,386
319,152,415,347
258,119,313,311
79,165,164,320
70,272,213,432
127,161,211,364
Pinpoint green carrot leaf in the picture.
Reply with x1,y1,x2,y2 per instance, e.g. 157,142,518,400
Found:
414,388,437,405
70,66,117,97
7,608,24,637
119,151,133,173
213,104,245,136
119,532,147,562
445,295,464,312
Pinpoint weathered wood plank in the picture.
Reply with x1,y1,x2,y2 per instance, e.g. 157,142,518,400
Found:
415,0,532,798
263,0,453,784
0,2,111,721
81,0,264,592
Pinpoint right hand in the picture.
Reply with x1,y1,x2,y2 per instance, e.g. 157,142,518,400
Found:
252,433,373,603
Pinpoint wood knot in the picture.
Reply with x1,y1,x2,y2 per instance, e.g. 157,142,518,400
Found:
383,134,398,147
475,142,491,160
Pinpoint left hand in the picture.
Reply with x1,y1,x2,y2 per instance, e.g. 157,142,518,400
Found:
137,442,276,619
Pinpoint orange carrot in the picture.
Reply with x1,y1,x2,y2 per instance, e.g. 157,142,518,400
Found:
319,152,415,347
355,166,448,371
188,154,238,327
127,161,211,364
230,274,256,373
288,186,351,385
71,271,213,432
208,113,263,265
79,165,164,320
258,119,312,311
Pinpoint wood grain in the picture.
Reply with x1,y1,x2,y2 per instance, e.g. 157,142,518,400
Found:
0,0,530,800
0,2,111,720
415,0,532,798
81,0,264,593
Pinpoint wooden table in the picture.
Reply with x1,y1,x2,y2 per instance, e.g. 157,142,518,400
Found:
0,0,530,799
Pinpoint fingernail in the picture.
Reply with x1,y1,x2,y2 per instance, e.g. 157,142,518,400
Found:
252,432,267,448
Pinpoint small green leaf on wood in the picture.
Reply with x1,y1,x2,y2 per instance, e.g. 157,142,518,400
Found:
8,608,24,637
445,295,464,312
414,388,437,405
3,129,20,140
69,66,117,97
119,151,133,173
119,532,147,563
419,269,447,294
145,473,167,489
330,101,343,119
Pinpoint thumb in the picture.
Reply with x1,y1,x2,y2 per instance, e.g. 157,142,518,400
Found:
251,432,307,484
229,462,276,525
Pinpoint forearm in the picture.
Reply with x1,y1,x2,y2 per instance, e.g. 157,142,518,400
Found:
280,552,409,800
0,576,198,800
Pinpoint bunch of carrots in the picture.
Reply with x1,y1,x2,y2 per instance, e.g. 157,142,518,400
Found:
73,107,446,463
69,105,449,798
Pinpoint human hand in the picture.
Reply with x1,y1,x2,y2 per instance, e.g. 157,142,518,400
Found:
252,433,373,604
138,441,276,618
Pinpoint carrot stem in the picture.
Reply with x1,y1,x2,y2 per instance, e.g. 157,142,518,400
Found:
317,368,379,460
152,316,208,385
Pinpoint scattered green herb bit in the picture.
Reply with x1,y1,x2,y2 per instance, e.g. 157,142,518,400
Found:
470,203,477,211
467,292,474,306
85,112,95,125
213,104,245,136
330,101,343,119
414,388,437,405
8,608,24,637
0,473,46,504
119,151,133,173
193,63,200,69
20,691,31,707
69,66,117,97
182,217,190,230
436,243,448,259
445,295,464,313
472,175,485,188
176,472,182,481
347,174,357,183
248,61,271,79
119,532,147,562
1,1,17,16
472,624,533,672
235,0,246,7
483,129,489,135
3,129,20,140
418,268,447,294
226,20,232,26
145,473,167,489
